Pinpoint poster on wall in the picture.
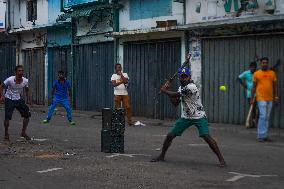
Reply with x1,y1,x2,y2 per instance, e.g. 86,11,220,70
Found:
64,0,99,8
0,1,6,30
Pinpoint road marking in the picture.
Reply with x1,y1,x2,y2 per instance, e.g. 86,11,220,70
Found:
32,138,48,142
188,143,207,146
226,172,278,182
37,168,63,173
65,152,76,156
153,135,167,137
106,153,151,158
188,143,226,147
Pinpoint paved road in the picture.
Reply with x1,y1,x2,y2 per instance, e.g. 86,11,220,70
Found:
0,109,284,189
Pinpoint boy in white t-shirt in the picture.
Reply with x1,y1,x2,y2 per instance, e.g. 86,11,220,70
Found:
111,63,133,126
0,65,32,142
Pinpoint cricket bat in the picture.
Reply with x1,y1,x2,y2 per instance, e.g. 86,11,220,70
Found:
245,102,254,128
159,53,192,93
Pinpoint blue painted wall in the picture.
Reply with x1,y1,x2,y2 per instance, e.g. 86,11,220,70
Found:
47,0,71,47
129,0,172,20
47,27,72,47
64,0,99,8
48,0,63,23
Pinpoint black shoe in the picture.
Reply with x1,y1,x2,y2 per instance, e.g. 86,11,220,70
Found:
258,138,265,142
263,138,273,142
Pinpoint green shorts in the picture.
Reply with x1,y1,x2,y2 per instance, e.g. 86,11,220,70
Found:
170,118,209,137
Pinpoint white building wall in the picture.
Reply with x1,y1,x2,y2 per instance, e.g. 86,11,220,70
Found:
119,0,184,31
10,0,48,29
20,31,46,49
186,0,284,24
18,31,46,65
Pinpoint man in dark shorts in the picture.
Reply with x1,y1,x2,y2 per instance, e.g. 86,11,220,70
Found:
151,67,226,167
0,65,32,141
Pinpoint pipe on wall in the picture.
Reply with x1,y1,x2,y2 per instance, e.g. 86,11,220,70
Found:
183,0,186,25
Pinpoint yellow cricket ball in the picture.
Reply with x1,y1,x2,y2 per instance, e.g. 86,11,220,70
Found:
219,85,226,91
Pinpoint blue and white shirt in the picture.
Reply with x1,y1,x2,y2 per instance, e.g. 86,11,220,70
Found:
178,83,206,119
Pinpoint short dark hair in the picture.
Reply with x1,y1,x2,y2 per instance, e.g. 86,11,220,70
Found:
249,61,257,67
115,63,121,68
15,65,23,72
260,57,269,62
58,70,64,75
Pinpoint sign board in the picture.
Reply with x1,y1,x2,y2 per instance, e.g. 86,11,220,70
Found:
0,1,6,29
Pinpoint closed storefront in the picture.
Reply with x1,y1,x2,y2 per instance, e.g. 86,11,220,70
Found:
123,38,181,119
202,35,284,128
0,42,16,82
73,42,114,111
22,48,45,105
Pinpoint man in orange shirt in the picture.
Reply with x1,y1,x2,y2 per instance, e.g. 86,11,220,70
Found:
251,57,279,142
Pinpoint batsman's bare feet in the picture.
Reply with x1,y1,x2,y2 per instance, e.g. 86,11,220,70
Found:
150,156,165,162
21,133,31,141
219,160,227,168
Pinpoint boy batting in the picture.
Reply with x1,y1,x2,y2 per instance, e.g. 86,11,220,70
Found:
151,67,226,167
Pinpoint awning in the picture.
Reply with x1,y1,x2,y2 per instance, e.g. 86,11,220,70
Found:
112,27,179,37
57,8,95,21
8,22,71,34
57,4,121,21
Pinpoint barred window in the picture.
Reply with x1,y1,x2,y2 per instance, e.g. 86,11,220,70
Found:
27,0,37,21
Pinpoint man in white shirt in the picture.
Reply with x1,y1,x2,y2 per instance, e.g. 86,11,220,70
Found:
0,65,32,142
151,67,226,167
111,63,133,126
